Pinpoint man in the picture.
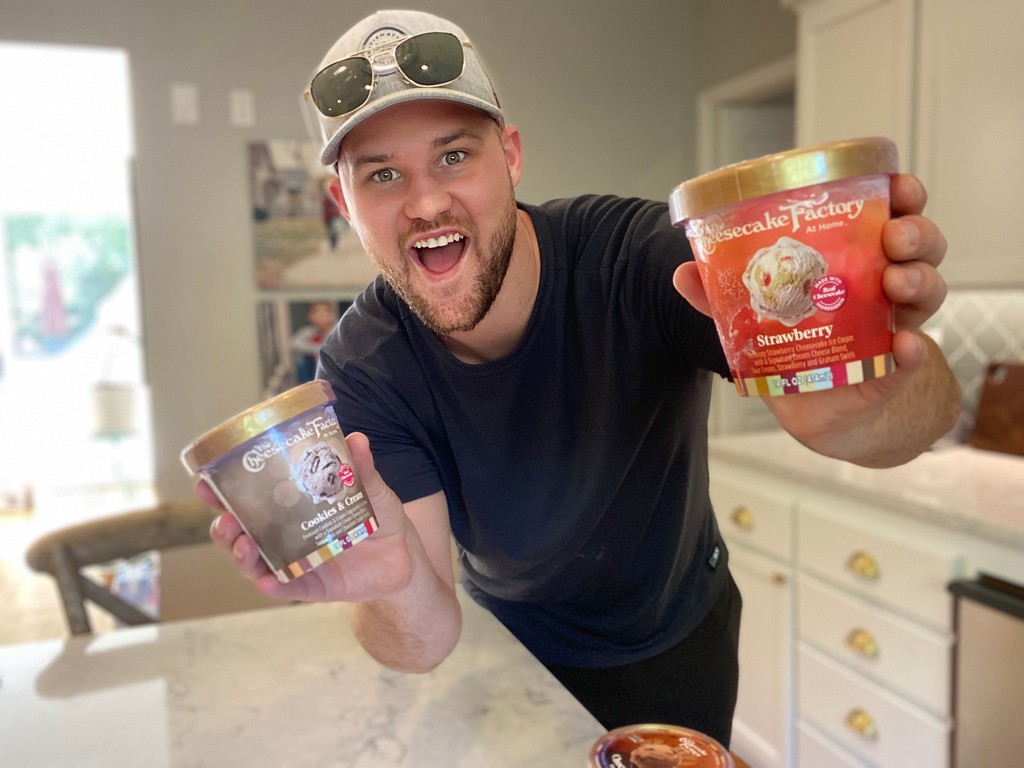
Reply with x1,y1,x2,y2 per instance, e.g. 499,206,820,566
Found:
204,10,960,745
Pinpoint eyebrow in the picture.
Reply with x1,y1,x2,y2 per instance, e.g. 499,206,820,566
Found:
347,128,487,172
432,128,484,149
348,152,392,171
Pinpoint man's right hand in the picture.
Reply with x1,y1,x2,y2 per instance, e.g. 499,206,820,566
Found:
203,430,462,671
204,431,418,603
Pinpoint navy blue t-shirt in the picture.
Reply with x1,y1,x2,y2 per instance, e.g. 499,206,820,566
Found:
318,195,732,667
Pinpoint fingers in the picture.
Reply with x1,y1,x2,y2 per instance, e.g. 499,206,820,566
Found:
889,173,928,217
672,262,712,317
882,175,949,332
195,478,225,510
209,511,321,600
883,259,948,331
882,214,947,269
890,328,931,374
886,174,947,267
209,510,272,582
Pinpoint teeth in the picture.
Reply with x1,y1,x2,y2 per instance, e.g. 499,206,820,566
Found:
414,232,464,249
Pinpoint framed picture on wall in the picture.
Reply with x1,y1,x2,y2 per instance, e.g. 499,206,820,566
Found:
256,298,354,398
248,140,377,291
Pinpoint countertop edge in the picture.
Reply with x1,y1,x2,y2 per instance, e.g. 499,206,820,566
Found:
708,432,1024,550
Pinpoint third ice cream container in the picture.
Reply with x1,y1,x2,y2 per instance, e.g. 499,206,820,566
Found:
588,724,735,767
181,379,377,582
669,137,899,397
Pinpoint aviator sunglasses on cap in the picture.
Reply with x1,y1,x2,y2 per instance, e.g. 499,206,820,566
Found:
309,31,468,118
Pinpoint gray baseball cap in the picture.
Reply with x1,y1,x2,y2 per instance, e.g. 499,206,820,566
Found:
305,10,504,166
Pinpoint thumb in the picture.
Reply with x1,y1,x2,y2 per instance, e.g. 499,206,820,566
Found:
672,262,713,317
344,431,405,531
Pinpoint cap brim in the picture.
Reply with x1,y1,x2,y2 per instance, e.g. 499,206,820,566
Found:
318,88,504,166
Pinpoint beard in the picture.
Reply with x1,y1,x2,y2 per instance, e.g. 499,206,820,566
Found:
375,197,518,336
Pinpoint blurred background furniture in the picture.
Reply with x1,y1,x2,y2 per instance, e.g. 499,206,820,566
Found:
25,501,216,636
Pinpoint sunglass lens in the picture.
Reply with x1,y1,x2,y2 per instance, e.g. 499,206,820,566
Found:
395,32,464,86
311,57,373,117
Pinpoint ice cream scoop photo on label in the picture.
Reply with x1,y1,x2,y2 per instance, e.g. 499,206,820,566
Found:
742,236,827,326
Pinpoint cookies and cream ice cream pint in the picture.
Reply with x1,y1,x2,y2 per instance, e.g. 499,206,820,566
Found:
588,724,735,767
669,137,898,397
181,380,377,582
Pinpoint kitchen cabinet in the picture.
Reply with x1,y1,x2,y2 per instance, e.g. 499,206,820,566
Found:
726,545,794,768
785,0,1024,287
913,0,1024,287
799,643,949,766
712,469,795,768
710,431,1024,768
795,495,956,767
790,0,916,156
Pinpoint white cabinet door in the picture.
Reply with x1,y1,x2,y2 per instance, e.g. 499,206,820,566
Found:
728,545,794,768
798,575,953,716
797,720,869,768
711,469,795,563
915,0,1024,286
798,644,952,767
794,0,917,160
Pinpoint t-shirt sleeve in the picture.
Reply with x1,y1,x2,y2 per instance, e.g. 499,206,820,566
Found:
614,199,731,378
317,339,445,505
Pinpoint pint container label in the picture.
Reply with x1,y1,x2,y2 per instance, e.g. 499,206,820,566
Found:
684,174,894,396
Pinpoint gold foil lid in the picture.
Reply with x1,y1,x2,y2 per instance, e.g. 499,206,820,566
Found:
588,723,735,767
180,379,335,473
669,137,899,223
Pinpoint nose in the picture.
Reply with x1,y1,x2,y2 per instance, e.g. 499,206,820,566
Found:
403,174,452,223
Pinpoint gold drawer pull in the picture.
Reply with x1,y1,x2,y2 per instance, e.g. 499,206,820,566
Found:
847,551,880,580
731,505,754,530
845,708,878,740
771,571,787,586
846,628,879,658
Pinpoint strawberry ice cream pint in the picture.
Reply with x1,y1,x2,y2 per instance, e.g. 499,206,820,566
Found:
181,380,377,582
669,137,899,397
588,724,735,767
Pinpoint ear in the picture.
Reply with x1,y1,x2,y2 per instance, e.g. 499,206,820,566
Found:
500,124,524,188
326,175,352,222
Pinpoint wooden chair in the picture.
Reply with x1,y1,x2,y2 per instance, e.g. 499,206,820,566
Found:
25,501,217,636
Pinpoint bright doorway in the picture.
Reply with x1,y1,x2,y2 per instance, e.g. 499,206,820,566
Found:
0,42,153,517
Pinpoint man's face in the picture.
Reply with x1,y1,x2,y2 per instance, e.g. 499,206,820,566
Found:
334,100,522,335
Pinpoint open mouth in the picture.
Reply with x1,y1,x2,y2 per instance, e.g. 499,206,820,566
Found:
412,231,466,275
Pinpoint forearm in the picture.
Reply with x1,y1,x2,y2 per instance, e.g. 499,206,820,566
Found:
351,526,462,673
767,333,961,468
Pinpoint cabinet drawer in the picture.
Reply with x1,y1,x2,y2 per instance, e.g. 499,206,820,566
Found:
798,575,952,716
709,471,793,561
797,503,960,629
798,644,951,768
797,720,867,768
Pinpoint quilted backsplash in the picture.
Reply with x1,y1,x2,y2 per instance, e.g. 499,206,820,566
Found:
712,288,1024,438
923,289,1024,417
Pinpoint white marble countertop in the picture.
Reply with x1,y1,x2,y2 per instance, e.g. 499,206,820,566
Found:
709,431,1024,548
0,587,605,767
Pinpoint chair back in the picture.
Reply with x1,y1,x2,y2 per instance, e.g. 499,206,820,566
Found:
26,501,216,636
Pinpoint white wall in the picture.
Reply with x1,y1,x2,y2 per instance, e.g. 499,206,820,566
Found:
0,0,796,500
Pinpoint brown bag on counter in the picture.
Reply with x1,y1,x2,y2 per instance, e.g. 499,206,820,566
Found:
969,362,1024,457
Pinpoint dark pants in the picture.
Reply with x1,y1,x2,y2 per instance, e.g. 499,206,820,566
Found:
542,572,742,747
